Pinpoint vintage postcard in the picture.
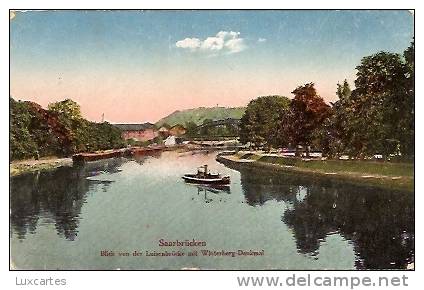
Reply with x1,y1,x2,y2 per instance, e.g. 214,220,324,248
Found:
9,10,414,271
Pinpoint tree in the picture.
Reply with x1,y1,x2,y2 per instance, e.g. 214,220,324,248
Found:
200,119,213,136
224,122,239,137
337,79,351,100
28,101,74,156
88,121,125,150
185,121,198,138
402,40,414,157
344,50,412,158
284,83,331,155
48,99,82,120
320,80,353,156
239,95,291,148
10,98,38,159
10,97,125,160
48,99,85,152
10,98,75,158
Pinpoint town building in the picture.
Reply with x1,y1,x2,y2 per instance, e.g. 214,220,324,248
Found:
113,123,158,142
158,126,170,137
164,135,183,146
169,124,186,136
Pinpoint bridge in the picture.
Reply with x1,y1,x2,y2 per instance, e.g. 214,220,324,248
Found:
195,118,240,129
191,118,241,138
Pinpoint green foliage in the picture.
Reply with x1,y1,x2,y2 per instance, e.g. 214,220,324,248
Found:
48,99,82,120
337,79,351,100
284,83,331,151
10,98,38,160
318,80,352,156
239,95,291,147
184,121,198,137
402,40,415,157
238,42,414,160
152,135,164,145
84,121,125,152
224,123,239,137
337,47,414,158
11,99,74,158
10,98,125,160
184,119,240,138
199,119,212,136
160,123,171,129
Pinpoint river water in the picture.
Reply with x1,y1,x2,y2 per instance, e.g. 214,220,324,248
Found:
10,151,414,270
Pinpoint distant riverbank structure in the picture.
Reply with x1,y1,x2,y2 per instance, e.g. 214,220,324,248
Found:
113,122,187,143
113,123,158,142
113,118,240,144
169,124,186,136
194,118,240,138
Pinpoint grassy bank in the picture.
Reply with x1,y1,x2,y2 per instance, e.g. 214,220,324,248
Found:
10,157,72,177
219,153,414,192
257,156,414,177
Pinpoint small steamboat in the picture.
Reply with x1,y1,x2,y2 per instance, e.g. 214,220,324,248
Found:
182,165,230,185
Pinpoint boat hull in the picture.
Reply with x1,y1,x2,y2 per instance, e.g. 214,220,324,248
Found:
182,175,230,185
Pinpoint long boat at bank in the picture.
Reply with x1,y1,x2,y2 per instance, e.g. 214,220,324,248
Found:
72,150,127,164
72,146,163,164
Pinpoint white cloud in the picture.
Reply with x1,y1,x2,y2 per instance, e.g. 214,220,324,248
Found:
225,38,246,54
201,36,224,51
258,38,267,43
175,38,201,50
175,31,247,55
217,31,240,40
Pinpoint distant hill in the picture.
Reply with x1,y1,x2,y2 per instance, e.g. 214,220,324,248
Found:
155,106,246,127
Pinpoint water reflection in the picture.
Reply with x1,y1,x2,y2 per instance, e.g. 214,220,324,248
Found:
133,150,162,165
10,158,125,241
236,166,414,269
239,167,305,206
196,185,230,203
10,152,414,270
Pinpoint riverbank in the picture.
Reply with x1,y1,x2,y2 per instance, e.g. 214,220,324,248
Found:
10,145,176,177
217,152,414,192
9,145,203,177
10,157,73,177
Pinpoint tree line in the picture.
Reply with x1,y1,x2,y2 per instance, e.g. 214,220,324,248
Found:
10,98,125,160
239,41,414,160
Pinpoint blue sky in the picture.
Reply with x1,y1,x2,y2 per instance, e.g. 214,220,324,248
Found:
10,10,414,122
